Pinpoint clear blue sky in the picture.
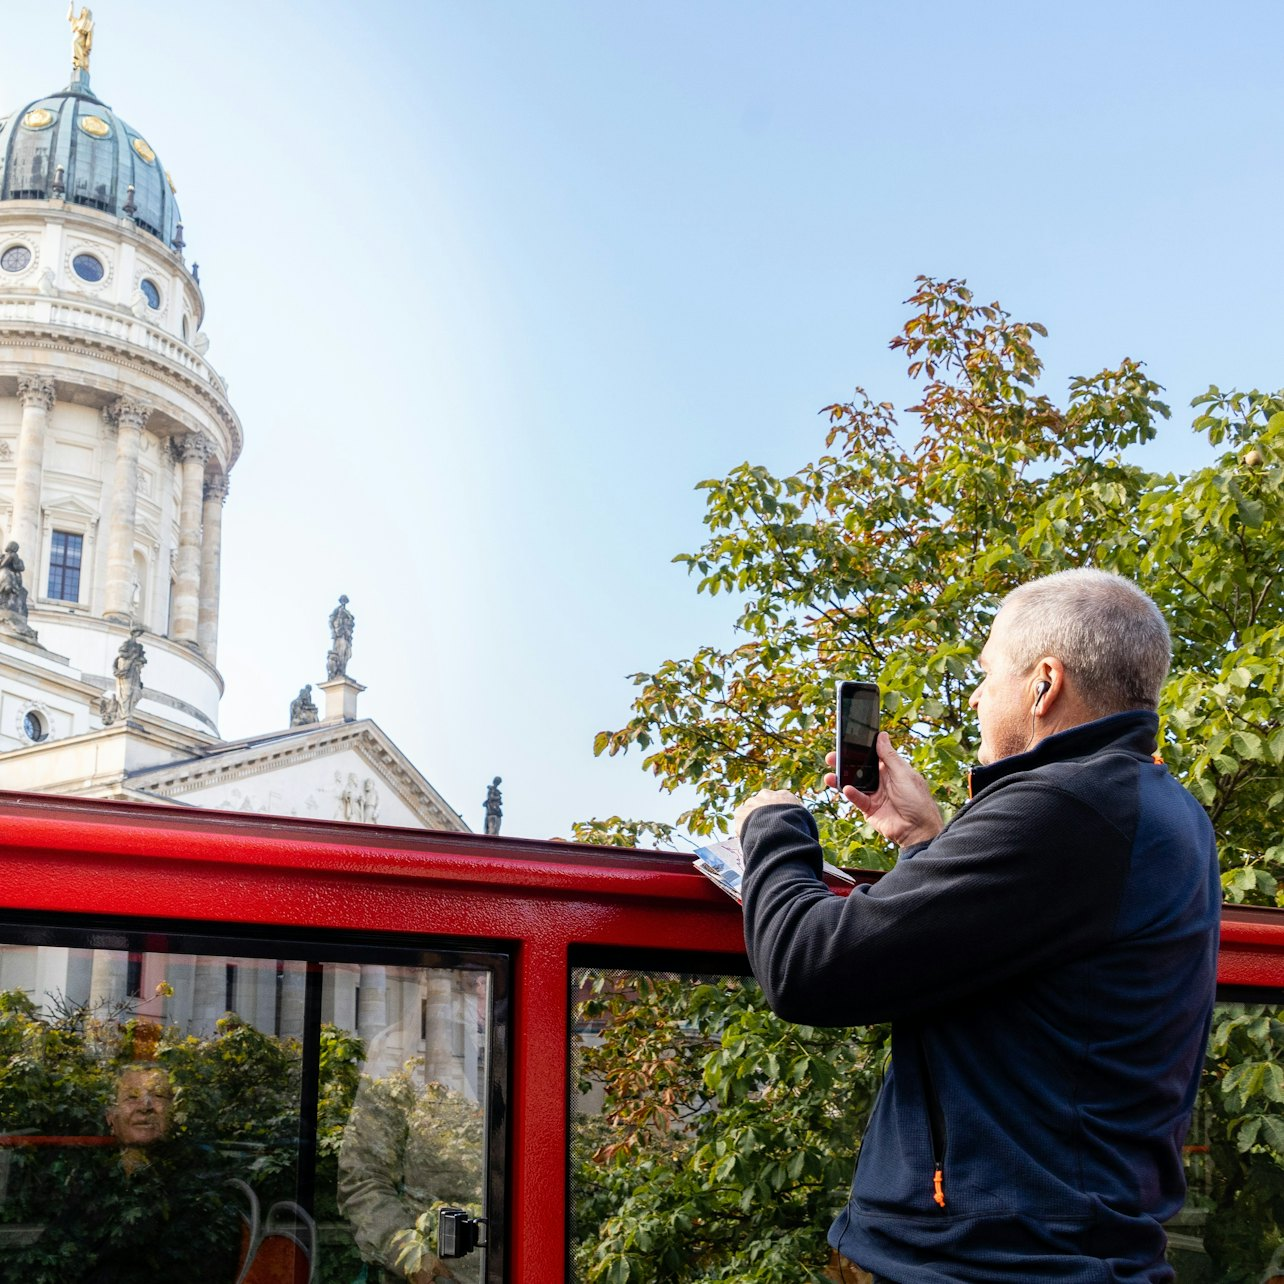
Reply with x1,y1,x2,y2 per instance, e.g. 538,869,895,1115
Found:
3,2,1281,840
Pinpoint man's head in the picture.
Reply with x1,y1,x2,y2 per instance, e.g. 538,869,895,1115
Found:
969,569,1170,765
106,1065,173,1147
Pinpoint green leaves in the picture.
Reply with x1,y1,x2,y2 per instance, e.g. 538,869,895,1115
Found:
573,971,884,1283
577,276,1284,1279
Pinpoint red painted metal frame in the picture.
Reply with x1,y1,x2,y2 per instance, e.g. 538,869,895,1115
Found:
0,791,1281,1280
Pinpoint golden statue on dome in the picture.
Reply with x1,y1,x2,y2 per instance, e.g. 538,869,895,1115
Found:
67,3,94,73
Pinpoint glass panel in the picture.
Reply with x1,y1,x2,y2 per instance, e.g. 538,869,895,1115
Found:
570,965,885,1283
0,930,501,1283
47,532,82,602
336,964,489,1283
572,974,1284,1283
1168,999,1284,1282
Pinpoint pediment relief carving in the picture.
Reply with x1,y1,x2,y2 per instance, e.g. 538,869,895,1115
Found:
40,492,100,521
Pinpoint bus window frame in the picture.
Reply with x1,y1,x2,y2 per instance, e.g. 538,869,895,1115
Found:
0,790,1282,1280
0,909,511,1283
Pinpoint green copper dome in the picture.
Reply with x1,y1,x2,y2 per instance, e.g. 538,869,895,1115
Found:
0,72,182,249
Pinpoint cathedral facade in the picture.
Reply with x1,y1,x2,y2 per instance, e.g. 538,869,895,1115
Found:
0,19,475,1044
0,31,468,835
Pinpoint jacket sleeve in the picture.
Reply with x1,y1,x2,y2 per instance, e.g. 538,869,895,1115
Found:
739,784,1131,1026
337,1076,417,1273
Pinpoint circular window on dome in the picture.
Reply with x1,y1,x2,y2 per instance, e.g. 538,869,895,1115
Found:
131,136,156,165
79,114,111,139
139,278,161,309
22,710,49,743
22,108,54,130
1,244,32,273
72,253,105,283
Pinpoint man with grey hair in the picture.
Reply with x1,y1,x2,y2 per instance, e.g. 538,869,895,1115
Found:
734,568,1220,1283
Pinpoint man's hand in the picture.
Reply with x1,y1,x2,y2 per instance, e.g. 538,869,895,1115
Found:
733,788,802,837
826,733,943,848
410,1259,459,1284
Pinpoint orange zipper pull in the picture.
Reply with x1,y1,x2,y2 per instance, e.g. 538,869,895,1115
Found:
933,1166,946,1208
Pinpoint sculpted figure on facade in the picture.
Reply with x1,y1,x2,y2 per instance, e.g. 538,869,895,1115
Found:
100,627,146,725
327,595,355,679
483,777,503,836
0,542,38,642
0,543,29,617
67,3,93,72
336,771,361,821
290,684,319,727
361,778,380,824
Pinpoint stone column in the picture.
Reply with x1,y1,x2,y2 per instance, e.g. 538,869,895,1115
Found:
11,375,55,565
88,948,128,1008
190,955,225,1036
357,964,388,1045
197,473,227,661
170,434,211,646
102,397,151,623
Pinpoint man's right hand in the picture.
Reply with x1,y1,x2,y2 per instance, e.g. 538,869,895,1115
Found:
410,1259,459,1284
825,733,943,849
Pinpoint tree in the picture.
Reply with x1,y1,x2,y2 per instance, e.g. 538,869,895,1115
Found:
575,277,1284,1281
0,994,367,1284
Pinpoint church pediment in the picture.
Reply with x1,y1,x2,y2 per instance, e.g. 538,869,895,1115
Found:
124,719,468,832
39,492,100,521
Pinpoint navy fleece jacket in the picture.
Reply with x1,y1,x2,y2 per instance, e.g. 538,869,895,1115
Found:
740,712,1220,1284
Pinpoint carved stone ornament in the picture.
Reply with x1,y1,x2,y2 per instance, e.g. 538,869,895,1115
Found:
104,396,151,432
0,541,39,643
99,627,147,725
325,595,355,680
484,776,503,836
289,684,319,727
16,375,55,412
203,474,230,504
334,772,380,823
173,432,213,464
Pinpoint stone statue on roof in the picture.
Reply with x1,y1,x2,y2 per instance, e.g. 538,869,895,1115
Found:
289,684,319,727
484,777,503,836
326,595,354,679
0,542,39,643
100,628,146,725
68,4,94,73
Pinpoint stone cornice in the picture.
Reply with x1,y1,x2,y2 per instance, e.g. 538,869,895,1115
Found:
0,325,242,467
131,721,468,832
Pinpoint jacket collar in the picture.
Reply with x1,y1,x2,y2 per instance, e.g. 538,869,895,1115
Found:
968,709,1160,798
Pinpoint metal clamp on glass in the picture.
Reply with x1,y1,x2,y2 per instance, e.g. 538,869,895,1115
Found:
437,1207,488,1259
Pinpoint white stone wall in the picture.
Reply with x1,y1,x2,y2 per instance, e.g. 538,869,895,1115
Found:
0,201,203,340
174,746,434,829
0,198,241,748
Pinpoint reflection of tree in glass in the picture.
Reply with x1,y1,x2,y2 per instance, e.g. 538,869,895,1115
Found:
0,996,367,1283
339,1065,484,1283
0,1011,241,1281
570,971,887,1284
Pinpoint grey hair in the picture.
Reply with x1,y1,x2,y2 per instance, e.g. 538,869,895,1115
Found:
997,569,1171,714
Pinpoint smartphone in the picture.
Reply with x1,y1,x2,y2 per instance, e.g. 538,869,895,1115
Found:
836,681,881,793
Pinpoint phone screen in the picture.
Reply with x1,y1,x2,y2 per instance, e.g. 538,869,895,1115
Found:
837,682,880,792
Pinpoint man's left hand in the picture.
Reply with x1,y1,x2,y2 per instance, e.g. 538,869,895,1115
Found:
733,789,802,837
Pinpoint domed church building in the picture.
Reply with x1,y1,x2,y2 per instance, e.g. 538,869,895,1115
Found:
0,14,479,1042
0,17,468,837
